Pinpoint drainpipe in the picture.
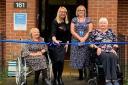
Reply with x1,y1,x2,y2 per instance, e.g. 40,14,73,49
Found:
0,33,3,80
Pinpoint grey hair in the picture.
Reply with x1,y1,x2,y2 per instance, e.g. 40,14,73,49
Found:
99,17,108,24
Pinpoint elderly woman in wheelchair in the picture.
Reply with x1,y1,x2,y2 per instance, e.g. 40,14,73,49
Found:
21,28,51,85
89,17,120,85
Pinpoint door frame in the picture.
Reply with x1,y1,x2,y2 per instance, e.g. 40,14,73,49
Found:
37,0,88,60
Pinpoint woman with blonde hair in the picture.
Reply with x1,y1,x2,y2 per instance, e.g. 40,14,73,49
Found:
22,28,51,85
70,5,93,80
48,6,70,85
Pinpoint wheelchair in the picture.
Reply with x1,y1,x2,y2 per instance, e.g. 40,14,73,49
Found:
15,51,52,85
87,48,123,85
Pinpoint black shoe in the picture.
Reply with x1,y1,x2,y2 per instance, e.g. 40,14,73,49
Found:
53,79,59,85
44,79,52,85
58,78,64,85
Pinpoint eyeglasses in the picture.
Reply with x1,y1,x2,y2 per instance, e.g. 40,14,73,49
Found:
60,11,67,13
78,10,85,11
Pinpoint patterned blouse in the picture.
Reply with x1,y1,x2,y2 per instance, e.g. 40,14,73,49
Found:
71,17,91,42
22,37,48,71
89,29,117,52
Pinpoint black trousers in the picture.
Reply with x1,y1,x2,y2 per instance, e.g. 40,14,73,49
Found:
99,52,118,80
52,61,64,79
34,69,48,84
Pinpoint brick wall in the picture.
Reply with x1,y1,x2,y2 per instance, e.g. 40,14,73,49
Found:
118,0,128,36
5,0,37,62
88,0,118,33
118,0,128,63
118,0,128,80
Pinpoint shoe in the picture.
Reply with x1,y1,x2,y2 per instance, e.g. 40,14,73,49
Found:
44,78,52,85
53,79,59,85
113,80,120,85
58,78,64,85
105,82,112,85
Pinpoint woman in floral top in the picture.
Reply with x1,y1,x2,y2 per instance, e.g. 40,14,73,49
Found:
70,5,93,80
89,17,119,85
22,28,51,85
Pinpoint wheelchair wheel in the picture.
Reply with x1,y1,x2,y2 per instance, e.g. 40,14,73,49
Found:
46,52,53,81
16,57,27,85
88,77,97,85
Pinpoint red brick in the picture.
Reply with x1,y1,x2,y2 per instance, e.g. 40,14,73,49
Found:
3,0,36,61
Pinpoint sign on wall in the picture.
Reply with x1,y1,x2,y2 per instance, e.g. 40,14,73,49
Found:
14,2,27,8
14,13,27,31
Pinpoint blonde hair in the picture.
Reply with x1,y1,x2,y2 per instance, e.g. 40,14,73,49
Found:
29,28,39,38
99,17,108,24
76,5,86,17
55,6,69,24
